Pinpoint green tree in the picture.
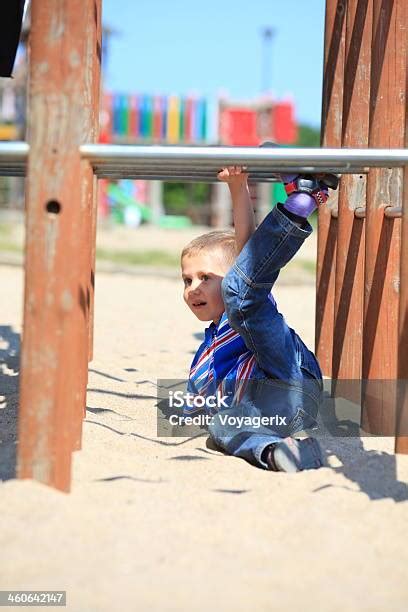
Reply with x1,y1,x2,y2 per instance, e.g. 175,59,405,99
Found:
163,182,211,215
296,124,321,147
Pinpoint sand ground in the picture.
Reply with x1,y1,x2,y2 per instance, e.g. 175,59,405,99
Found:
1,224,407,612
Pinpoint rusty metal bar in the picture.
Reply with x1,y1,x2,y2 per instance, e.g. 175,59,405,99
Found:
361,0,407,436
17,0,101,491
316,0,346,377
331,0,371,403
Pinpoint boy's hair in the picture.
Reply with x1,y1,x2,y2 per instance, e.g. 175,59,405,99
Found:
181,230,237,268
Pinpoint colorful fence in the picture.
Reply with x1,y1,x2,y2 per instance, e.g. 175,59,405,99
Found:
100,93,207,144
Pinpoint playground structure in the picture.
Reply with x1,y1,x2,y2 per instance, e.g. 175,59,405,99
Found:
0,37,296,223
98,92,210,226
317,0,407,449
0,0,406,491
100,92,296,146
98,93,297,225
101,92,208,144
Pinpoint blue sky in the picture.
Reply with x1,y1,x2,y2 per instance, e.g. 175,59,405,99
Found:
102,0,326,133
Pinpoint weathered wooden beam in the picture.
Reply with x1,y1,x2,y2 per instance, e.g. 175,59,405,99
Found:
85,3,102,366
316,0,346,377
17,0,102,491
332,0,371,404
395,32,408,454
361,0,407,435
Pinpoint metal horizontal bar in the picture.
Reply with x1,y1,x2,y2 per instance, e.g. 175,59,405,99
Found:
83,143,401,178
94,167,282,182
0,169,26,177
101,174,232,183
0,141,29,159
93,166,368,180
81,144,408,169
0,142,407,179
96,172,282,183
0,142,29,176
95,166,282,175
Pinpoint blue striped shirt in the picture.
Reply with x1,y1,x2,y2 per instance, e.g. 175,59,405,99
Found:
187,311,258,414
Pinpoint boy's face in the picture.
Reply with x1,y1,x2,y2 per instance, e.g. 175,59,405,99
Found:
181,250,228,324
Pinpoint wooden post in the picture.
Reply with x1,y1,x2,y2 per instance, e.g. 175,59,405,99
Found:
18,0,102,491
361,0,406,435
74,0,102,447
316,0,346,376
395,36,408,454
332,0,371,403
88,8,103,365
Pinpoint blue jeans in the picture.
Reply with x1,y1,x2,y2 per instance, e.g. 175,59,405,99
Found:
208,205,323,468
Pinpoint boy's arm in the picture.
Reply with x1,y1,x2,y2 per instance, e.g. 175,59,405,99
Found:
218,166,256,253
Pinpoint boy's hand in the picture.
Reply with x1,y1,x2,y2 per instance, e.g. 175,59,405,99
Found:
217,166,249,187
218,166,254,253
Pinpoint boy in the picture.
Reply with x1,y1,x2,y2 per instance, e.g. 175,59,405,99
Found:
181,166,336,472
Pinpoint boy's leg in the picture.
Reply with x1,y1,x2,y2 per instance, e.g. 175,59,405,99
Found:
208,402,283,468
208,380,324,471
219,204,325,471
222,203,316,383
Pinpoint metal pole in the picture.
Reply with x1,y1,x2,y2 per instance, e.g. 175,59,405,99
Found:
2,142,408,177
332,0,372,404
361,0,407,435
79,144,408,169
316,0,346,378
261,27,275,94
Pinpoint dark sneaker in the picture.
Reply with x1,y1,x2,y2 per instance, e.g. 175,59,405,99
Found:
317,173,339,190
283,175,338,207
259,141,339,199
264,437,324,472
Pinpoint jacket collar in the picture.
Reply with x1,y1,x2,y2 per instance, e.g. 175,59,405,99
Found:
204,311,228,342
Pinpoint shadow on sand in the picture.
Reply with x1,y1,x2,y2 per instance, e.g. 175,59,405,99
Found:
0,325,20,481
315,392,408,503
2,328,406,503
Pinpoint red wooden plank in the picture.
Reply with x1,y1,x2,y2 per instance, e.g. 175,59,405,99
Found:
332,0,372,404
362,0,406,435
87,1,103,366
316,0,346,376
395,35,408,454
